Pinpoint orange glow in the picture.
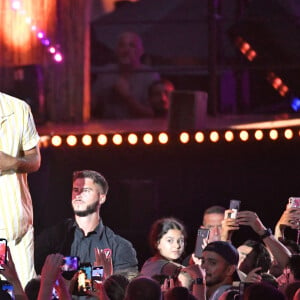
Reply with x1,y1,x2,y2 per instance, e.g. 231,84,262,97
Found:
179,132,190,144
284,129,293,140
112,134,123,145
246,49,257,61
254,130,264,141
239,130,249,142
195,132,205,143
128,133,138,145
66,135,77,146
279,85,289,96
158,133,168,144
97,134,108,146
269,129,278,140
272,77,282,90
143,133,153,145
0,0,55,60
51,135,62,147
240,42,250,54
82,134,92,146
210,131,219,143
224,131,234,142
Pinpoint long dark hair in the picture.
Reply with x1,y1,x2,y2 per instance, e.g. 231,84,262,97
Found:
148,217,187,255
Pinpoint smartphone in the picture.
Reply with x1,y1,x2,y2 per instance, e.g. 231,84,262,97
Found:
194,228,210,258
92,266,104,283
227,199,241,219
0,239,7,270
61,256,79,272
288,197,300,208
73,263,92,296
0,280,15,300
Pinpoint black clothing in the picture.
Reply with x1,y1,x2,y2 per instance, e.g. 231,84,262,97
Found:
34,218,138,275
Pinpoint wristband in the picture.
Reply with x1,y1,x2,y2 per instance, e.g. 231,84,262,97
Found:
259,228,272,239
192,277,203,285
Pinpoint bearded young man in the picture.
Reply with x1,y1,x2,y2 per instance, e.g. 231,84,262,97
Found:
34,170,138,278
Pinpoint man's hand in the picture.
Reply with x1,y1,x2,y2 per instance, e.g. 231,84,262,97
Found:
236,211,266,235
0,151,17,172
94,248,113,279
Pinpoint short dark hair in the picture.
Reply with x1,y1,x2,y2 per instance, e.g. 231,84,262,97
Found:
148,217,186,254
73,170,109,194
203,205,226,216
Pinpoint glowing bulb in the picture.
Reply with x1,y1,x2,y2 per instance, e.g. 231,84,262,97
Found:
269,129,278,140
49,47,56,54
82,135,92,146
37,32,44,39
128,133,138,145
143,133,153,145
112,134,122,145
239,130,249,142
254,130,264,141
284,129,293,140
209,131,219,143
195,132,204,143
179,132,190,144
66,135,77,146
51,135,62,147
158,133,168,144
97,134,108,146
224,131,234,142
54,53,63,62
11,0,21,10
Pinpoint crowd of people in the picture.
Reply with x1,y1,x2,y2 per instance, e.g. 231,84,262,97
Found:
1,167,300,300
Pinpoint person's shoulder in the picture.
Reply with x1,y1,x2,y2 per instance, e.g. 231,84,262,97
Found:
102,224,134,247
37,218,74,237
0,92,30,110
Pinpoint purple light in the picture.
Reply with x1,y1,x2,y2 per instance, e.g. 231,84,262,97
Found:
37,32,44,39
54,53,63,62
41,38,50,46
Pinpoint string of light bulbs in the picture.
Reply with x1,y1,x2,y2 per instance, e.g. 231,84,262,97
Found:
11,0,63,63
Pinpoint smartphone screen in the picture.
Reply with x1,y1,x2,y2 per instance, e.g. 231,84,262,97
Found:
228,199,241,219
1,280,15,300
194,228,210,258
92,266,104,283
73,263,92,296
61,256,79,272
0,239,7,270
288,197,300,208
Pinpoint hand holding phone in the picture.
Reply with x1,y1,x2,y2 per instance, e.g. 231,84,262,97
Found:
73,263,92,296
226,200,241,219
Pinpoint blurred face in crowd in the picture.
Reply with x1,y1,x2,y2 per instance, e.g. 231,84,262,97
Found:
116,32,144,67
72,177,105,217
201,251,235,287
149,81,174,115
156,229,185,261
202,213,224,243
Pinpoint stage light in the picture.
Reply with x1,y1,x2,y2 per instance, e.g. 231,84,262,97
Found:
112,134,122,145
66,135,77,146
291,97,300,112
269,129,278,140
179,132,190,144
11,0,21,11
239,130,249,142
210,131,219,143
195,132,205,143
284,129,293,140
143,133,153,145
49,47,56,54
128,133,138,145
54,53,63,62
51,135,62,147
158,133,168,144
224,131,234,142
97,134,108,146
82,134,92,146
254,130,264,141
